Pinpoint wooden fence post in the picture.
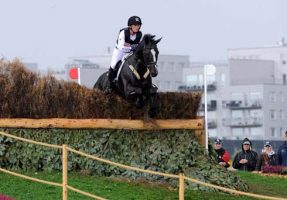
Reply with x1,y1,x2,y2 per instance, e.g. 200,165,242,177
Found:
179,173,185,200
194,130,205,147
62,144,68,200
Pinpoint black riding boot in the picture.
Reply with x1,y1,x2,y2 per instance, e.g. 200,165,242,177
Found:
108,67,117,89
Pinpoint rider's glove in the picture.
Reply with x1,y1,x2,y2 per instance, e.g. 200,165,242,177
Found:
131,44,138,52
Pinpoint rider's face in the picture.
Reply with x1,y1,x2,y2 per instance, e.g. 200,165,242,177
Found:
130,24,141,34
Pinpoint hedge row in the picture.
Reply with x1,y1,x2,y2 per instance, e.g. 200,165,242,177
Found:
0,128,249,191
0,60,201,119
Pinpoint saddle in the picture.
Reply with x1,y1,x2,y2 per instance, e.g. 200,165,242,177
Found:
115,52,133,81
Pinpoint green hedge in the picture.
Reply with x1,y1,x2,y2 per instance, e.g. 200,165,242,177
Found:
0,128,249,191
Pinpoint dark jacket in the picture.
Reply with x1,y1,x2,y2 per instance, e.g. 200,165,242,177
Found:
255,151,277,171
277,141,287,166
215,148,230,168
232,138,258,171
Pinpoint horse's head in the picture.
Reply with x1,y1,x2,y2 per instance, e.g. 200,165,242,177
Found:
137,34,161,77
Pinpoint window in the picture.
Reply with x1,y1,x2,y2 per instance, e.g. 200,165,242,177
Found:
232,128,243,137
279,127,284,137
269,92,276,102
198,74,203,86
208,129,217,137
197,111,204,116
279,91,284,102
175,81,181,91
168,62,174,72
249,92,262,100
221,73,226,86
231,92,244,101
250,128,261,136
186,75,197,85
270,110,276,120
249,110,262,119
270,127,276,137
206,75,216,84
231,110,243,118
179,62,185,68
280,54,287,65
166,81,171,90
280,110,284,120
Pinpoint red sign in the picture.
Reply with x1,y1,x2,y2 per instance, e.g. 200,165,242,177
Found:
69,68,78,79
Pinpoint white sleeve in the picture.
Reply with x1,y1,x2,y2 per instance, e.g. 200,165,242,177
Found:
116,30,131,53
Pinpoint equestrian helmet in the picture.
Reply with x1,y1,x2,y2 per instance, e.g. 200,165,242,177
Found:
128,16,142,26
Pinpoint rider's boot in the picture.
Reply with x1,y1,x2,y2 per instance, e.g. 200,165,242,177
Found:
107,67,117,90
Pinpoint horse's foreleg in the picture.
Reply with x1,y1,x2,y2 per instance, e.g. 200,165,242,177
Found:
125,85,142,99
148,85,158,118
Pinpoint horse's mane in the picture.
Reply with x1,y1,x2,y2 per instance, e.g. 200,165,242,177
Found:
142,34,156,43
141,34,161,45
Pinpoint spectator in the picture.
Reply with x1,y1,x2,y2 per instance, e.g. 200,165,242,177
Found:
277,131,287,166
214,138,230,168
256,141,277,171
232,138,258,171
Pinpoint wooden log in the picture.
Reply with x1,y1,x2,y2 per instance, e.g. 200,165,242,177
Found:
0,118,204,130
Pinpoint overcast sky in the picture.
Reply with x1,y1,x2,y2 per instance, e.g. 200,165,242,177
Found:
1,0,287,69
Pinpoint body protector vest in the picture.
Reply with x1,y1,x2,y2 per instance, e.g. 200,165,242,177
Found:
117,27,142,45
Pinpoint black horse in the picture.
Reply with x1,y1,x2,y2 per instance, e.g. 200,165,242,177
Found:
94,34,161,118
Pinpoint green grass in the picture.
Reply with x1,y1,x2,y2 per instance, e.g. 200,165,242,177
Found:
237,171,287,198
0,170,286,200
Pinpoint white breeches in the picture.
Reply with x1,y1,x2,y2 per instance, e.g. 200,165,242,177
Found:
110,48,129,69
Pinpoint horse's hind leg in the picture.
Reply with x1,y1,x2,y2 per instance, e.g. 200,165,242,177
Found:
148,85,158,118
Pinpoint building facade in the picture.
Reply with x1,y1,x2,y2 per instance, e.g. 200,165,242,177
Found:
179,43,287,140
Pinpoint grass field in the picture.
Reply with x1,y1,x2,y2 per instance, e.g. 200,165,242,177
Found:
0,170,286,200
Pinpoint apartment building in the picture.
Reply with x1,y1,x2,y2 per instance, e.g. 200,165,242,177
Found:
179,41,287,140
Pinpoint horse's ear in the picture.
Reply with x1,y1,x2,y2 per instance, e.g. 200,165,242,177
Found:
155,37,162,44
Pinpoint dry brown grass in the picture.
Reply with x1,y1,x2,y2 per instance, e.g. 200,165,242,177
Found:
0,60,201,119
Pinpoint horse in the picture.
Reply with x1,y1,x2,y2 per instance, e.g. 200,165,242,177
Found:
94,34,161,118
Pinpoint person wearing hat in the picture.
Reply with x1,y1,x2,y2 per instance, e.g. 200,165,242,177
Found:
277,131,287,166
232,138,258,171
214,138,230,168
107,16,143,89
255,141,277,171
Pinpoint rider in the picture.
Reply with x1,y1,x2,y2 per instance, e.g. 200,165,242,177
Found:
108,16,143,87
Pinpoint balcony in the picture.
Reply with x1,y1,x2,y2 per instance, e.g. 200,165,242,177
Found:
222,99,262,110
222,117,263,127
198,100,217,111
178,82,217,92
208,119,217,128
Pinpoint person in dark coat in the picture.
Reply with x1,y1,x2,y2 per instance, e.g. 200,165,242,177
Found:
214,138,230,168
277,131,287,166
256,141,277,171
232,138,258,171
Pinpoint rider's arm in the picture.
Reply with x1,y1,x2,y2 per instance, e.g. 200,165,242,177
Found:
116,30,132,53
